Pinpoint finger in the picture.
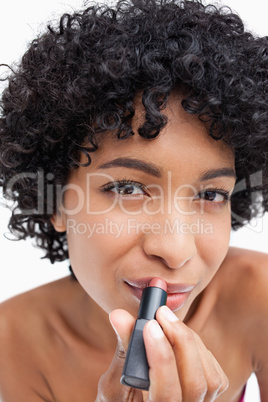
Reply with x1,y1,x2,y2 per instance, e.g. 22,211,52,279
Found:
143,320,182,402
210,355,229,396
156,306,208,402
192,333,229,399
109,308,136,352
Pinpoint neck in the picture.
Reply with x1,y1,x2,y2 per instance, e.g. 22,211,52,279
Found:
183,291,203,324
59,277,117,352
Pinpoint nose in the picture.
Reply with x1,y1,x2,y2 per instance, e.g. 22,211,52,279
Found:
142,214,197,269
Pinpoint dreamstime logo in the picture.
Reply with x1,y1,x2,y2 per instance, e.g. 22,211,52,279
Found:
3,169,265,233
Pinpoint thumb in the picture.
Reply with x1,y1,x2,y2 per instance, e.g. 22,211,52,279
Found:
109,308,136,358
96,309,138,401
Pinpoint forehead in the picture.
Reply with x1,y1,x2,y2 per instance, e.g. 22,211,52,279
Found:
87,95,235,174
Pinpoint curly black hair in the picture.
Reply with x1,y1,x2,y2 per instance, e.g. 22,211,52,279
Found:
1,0,268,265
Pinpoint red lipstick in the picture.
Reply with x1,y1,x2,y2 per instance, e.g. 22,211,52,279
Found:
126,277,194,311
121,277,167,390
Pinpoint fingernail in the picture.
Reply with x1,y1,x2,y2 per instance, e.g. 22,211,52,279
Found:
160,305,179,322
148,320,164,339
109,313,122,343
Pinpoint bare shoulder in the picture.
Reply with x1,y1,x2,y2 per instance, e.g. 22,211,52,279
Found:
220,246,268,295
0,276,74,401
217,247,268,397
213,246,268,347
0,275,75,349
217,246,268,314
0,276,74,334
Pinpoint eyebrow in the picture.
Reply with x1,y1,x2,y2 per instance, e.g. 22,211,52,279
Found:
98,157,162,177
199,167,237,181
98,158,236,181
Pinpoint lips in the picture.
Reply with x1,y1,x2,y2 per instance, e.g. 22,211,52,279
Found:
125,277,195,312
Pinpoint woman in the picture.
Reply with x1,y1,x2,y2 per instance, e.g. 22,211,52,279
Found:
0,0,268,400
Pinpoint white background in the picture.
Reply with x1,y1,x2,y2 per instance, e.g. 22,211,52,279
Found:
0,0,266,400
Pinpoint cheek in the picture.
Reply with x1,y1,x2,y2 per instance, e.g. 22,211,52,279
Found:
66,228,117,312
66,223,115,277
197,212,231,274
64,212,138,306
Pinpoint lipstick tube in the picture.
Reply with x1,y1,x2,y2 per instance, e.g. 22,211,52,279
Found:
121,278,167,390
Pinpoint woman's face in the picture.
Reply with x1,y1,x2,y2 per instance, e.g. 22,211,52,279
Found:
55,96,236,319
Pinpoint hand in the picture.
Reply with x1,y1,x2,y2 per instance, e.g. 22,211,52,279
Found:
96,307,229,401
96,309,147,401
143,306,229,401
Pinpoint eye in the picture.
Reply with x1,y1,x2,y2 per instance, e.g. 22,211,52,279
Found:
101,180,149,197
195,189,230,204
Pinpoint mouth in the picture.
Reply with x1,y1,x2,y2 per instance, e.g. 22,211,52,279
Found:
125,277,195,312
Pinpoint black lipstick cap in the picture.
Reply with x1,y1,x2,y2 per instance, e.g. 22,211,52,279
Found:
121,278,167,390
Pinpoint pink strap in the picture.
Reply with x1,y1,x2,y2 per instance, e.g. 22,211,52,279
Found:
239,385,246,402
